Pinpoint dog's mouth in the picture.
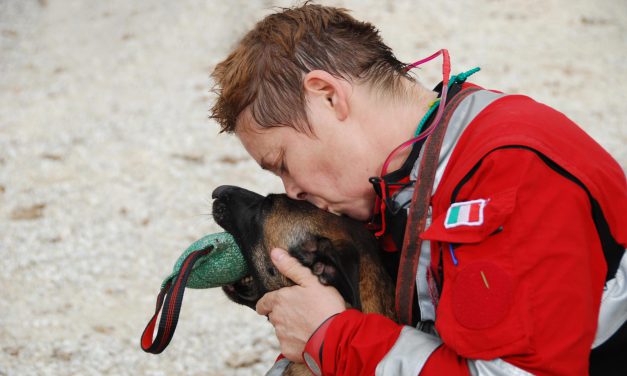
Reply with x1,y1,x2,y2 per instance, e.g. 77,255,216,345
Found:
222,274,263,308
212,204,264,307
211,186,272,309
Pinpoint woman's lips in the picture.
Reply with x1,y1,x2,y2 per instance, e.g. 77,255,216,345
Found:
327,207,342,216
307,198,343,216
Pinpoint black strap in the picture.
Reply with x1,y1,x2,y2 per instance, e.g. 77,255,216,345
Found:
141,246,212,354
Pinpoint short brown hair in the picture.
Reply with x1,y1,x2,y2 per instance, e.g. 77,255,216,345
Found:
210,3,410,133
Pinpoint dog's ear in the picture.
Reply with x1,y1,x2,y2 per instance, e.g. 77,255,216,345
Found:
288,237,361,310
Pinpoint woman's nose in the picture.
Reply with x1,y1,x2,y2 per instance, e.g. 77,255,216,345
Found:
283,177,307,200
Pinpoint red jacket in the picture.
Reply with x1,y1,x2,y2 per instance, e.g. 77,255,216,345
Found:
317,93,627,375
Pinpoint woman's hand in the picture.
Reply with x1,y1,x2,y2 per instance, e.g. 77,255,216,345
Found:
256,248,346,362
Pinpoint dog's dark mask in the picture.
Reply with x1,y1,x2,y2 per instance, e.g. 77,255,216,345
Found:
212,185,373,311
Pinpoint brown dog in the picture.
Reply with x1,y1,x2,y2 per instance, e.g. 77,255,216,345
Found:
212,185,395,375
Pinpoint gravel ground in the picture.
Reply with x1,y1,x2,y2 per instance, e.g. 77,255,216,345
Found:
0,0,625,375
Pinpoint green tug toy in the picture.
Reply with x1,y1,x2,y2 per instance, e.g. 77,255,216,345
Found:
161,232,248,289
141,232,248,354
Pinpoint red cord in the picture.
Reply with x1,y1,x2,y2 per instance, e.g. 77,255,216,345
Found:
381,49,451,176
374,49,451,237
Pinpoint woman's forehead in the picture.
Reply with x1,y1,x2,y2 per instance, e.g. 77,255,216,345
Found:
234,108,264,134
236,123,282,160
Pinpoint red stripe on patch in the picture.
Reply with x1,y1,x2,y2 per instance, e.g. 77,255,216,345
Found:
469,202,481,222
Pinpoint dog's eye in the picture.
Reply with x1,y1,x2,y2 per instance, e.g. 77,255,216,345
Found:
267,266,277,277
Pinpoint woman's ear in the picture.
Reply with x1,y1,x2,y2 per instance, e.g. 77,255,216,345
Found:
303,70,350,121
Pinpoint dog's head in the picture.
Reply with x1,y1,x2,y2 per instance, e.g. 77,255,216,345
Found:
211,185,381,311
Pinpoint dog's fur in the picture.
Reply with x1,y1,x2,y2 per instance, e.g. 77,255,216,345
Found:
212,185,395,375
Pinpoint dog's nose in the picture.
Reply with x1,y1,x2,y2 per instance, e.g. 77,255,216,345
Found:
212,185,238,199
212,185,265,207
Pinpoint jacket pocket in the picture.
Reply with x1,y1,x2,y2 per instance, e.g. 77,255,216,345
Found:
419,188,534,359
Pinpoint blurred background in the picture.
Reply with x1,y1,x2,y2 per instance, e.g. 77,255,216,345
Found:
0,0,625,375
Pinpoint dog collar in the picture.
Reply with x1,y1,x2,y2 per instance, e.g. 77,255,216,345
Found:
303,314,339,376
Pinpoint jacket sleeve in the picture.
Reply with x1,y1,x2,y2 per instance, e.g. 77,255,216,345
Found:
319,309,405,375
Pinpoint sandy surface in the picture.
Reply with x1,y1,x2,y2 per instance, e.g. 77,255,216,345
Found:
0,0,625,375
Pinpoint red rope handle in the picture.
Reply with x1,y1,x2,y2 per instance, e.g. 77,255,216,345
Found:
141,246,212,354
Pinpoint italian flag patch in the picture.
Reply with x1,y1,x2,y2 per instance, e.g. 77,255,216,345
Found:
445,199,486,229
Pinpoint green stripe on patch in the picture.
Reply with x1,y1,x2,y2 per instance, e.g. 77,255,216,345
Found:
447,205,460,225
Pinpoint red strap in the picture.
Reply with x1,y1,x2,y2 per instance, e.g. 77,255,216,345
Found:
141,246,212,354
396,88,480,325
